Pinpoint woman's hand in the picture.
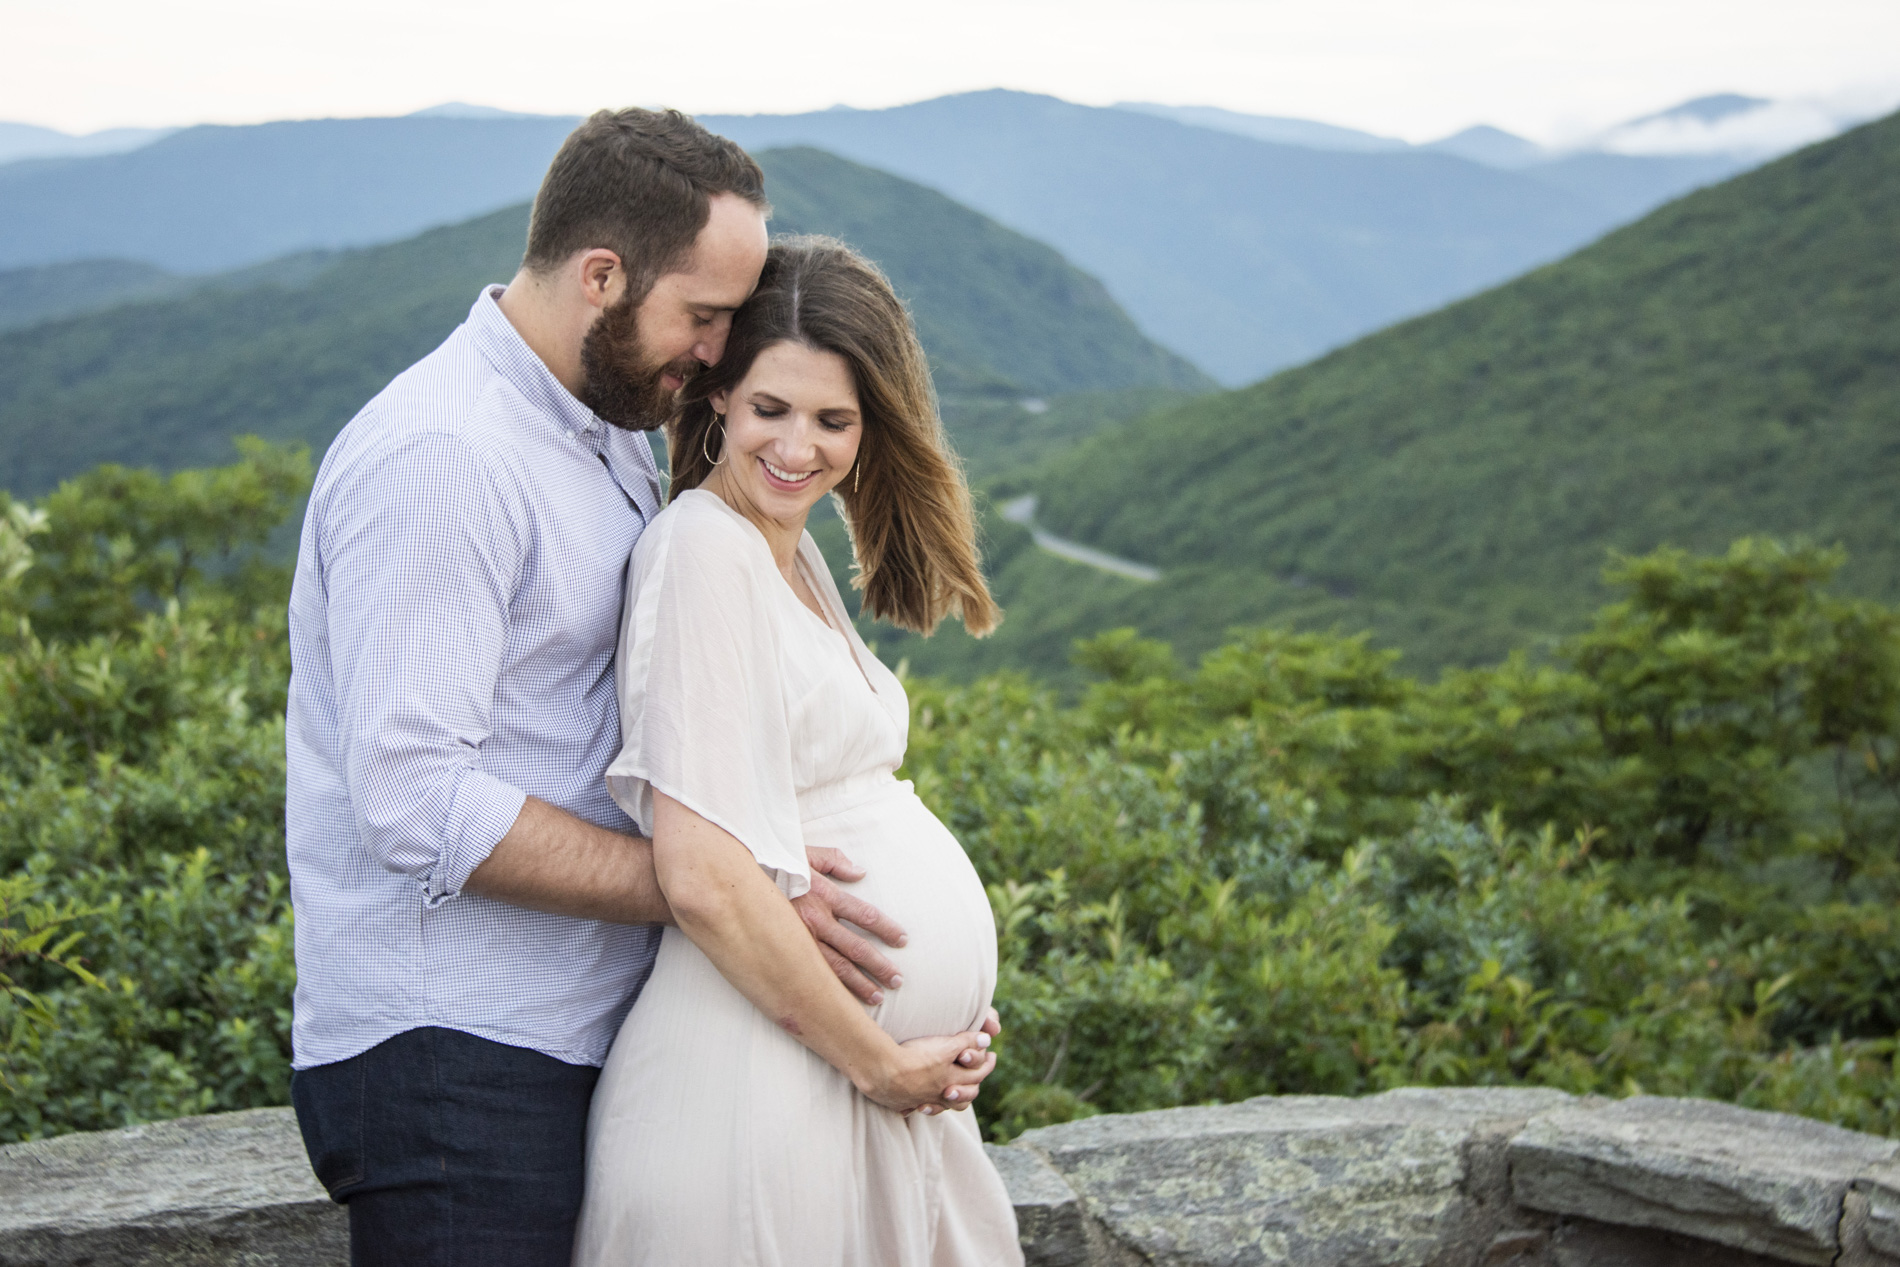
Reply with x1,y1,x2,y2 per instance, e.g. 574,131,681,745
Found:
858,1030,995,1115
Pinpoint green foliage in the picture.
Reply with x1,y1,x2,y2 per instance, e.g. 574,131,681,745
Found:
5,445,1900,1155
0,441,303,1142
900,532,1900,1140
985,108,1900,677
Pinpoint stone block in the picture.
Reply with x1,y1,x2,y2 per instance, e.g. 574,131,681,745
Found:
1546,1216,1794,1267
1510,1094,1900,1266
1014,1086,1573,1266
987,1141,1120,1266
0,1106,346,1266
1842,1159,1900,1267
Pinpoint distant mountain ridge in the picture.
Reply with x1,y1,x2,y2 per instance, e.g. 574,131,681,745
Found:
0,91,1799,388
0,121,174,165
0,114,582,272
706,91,1736,383
0,147,1203,494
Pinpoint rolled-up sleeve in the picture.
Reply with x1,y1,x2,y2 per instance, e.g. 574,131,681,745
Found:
319,433,530,903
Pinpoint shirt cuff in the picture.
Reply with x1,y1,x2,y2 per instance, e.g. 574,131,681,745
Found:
426,769,530,906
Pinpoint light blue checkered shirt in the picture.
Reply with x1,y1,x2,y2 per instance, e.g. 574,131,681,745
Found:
286,285,666,1070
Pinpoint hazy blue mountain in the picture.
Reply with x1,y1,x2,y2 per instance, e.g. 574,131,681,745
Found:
1627,94,1772,127
703,91,1664,383
1139,102,1755,211
0,115,580,272
1423,125,1547,167
0,147,1204,494
1522,150,1751,221
0,91,1778,385
0,121,173,166
407,103,562,120
1113,103,1407,151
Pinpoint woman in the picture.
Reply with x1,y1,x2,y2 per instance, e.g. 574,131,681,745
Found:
572,237,1023,1266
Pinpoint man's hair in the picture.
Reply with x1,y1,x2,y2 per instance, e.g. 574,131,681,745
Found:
523,108,767,297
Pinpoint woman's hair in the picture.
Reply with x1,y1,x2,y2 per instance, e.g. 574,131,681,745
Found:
670,236,999,638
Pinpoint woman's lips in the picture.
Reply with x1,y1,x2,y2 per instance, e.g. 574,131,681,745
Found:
759,457,818,492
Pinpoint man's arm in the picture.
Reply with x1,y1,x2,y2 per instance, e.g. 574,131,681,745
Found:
463,796,668,923
465,796,912,1003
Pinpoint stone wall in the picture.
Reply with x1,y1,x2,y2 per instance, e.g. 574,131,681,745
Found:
5,1089,1900,1266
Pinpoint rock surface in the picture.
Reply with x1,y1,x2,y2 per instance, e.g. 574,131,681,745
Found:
1843,1159,1900,1267
1010,1086,1570,1266
1509,1095,1900,1266
7,1091,1900,1266
0,1107,346,1266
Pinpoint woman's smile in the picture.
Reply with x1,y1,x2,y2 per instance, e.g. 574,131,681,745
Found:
760,457,817,489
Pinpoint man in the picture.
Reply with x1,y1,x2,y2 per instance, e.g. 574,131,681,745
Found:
285,108,990,1266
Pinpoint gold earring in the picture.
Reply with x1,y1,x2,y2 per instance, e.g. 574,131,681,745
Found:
854,460,861,494
703,415,724,467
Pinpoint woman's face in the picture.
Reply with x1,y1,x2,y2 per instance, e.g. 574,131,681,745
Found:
709,340,863,525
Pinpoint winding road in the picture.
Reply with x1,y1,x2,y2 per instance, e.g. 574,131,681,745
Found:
999,496,1162,583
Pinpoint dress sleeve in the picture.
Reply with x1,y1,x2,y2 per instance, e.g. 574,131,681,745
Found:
606,504,811,899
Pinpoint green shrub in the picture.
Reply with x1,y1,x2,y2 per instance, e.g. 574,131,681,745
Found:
4,447,1899,1147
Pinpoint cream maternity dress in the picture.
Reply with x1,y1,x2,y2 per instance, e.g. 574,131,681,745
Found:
571,489,1022,1267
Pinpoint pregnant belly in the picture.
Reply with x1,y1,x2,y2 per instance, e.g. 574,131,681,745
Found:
804,783,998,1044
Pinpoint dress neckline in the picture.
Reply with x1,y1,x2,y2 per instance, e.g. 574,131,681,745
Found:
792,548,879,698
677,491,881,699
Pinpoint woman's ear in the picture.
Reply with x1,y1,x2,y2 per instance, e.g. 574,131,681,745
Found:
710,389,731,417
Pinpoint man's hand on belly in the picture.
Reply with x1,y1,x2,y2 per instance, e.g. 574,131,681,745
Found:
794,847,909,1005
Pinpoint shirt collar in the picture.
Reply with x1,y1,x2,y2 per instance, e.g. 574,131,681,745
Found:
465,285,666,522
466,283,605,441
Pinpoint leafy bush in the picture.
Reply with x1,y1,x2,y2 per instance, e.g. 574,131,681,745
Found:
0,444,304,1141
3,449,1898,1148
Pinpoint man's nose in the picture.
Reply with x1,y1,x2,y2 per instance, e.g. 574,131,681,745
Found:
695,316,734,366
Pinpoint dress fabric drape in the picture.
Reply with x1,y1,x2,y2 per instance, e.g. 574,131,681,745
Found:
574,490,1023,1267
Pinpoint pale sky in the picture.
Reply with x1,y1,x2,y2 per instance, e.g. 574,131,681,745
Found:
5,0,1899,143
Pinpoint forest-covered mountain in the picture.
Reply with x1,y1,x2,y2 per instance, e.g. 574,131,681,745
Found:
0,147,1205,494
916,108,1898,680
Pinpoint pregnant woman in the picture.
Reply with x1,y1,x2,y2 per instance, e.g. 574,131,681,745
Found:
572,237,1023,1266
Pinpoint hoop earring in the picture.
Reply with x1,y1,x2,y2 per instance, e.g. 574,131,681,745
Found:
854,461,861,494
703,415,725,468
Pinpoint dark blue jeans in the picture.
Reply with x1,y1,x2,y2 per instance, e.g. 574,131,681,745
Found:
290,1026,601,1267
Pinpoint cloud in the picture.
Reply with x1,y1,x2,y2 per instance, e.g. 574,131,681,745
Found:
1592,80,1900,157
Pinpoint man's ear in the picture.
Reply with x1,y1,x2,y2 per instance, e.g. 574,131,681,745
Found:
576,249,624,310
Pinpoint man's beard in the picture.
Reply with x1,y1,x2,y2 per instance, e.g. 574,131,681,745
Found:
577,293,695,431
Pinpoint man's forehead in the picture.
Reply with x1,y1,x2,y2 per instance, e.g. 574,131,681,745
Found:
695,197,768,267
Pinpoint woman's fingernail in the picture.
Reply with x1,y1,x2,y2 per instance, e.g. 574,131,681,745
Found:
869,991,884,1005
895,936,909,947
945,1088,960,1101
977,1033,991,1048
888,974,904,988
